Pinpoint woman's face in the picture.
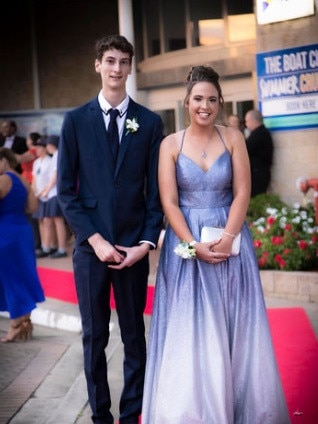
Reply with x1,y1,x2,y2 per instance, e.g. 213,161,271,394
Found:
186,81,219,126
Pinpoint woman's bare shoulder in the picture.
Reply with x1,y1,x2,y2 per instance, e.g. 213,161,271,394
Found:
161,130,184,150
215,124,246,151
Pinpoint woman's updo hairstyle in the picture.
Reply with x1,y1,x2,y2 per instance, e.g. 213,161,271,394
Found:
185,65,224,108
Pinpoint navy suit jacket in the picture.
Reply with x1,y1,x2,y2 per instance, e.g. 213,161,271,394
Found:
57,97,164,251
0,135,28,154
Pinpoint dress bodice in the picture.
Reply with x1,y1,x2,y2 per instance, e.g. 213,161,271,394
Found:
176,150,234,209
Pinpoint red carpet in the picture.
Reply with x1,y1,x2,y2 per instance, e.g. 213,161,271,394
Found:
268,308,318,423
38,266,318,423
37,266,154,313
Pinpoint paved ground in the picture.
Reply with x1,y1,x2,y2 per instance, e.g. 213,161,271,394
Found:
0,248,317,424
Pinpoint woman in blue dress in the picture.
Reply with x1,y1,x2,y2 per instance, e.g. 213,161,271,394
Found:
142,66,290,423
0,148,45,342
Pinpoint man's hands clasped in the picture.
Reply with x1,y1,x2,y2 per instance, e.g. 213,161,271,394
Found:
88,233,150,269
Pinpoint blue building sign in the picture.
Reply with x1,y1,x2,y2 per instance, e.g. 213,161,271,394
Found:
256,44,318,130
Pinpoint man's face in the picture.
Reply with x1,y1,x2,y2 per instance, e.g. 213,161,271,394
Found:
1,122,14,137
95,48,132,90
244,113,254,131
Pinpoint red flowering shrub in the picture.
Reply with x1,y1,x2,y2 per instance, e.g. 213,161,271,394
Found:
249,202,318,271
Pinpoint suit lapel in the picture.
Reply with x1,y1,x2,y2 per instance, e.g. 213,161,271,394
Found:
89,98,117,168
115,99,139,174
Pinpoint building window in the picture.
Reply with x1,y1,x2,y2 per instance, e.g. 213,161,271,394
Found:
143,0,161,57
227,13,255,42
226,0,255,42
163,0,186,52
224,99,254,126
140,0,255,58
236,100,254,122
227,0,253,15
196,19,225,46
189,0,224,47
156,109,176,136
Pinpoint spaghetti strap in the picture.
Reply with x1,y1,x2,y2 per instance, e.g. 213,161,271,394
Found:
180,129,187,152
180,126,228,154
215,126,228,151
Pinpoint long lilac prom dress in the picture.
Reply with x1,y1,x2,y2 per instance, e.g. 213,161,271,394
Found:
142,130,290,424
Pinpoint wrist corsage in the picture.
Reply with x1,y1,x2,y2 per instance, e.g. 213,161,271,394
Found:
174,241,197,259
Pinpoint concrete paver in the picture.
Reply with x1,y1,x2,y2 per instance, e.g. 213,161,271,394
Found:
0,318,80,424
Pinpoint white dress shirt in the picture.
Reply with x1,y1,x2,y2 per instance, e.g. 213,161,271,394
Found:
4,136,15,149
98,91,129,143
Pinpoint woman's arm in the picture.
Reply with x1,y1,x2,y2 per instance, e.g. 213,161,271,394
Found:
25,185,38,214
15,150,36,164
211,127,251,255
40,170,57,198
0,174,11,199
19,175,38,214
158,134,194,244
223,126,251,235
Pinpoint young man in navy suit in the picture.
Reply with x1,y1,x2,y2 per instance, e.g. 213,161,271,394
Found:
57,35,163,424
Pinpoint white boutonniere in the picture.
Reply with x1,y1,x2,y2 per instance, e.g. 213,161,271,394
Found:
125,118,139,135
174,241,197,259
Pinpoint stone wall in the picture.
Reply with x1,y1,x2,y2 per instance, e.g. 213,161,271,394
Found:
261,270,318,304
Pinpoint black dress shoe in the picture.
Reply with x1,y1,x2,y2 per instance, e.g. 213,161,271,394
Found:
50,251,67,259
36,249,50,258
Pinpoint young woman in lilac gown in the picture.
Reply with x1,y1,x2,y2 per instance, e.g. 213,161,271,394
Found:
142,66,290,424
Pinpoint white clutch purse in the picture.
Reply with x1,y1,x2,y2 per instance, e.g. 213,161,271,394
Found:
200,226,241,256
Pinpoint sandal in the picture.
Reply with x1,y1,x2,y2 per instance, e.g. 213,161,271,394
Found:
21,318,33,340
0,322,25,343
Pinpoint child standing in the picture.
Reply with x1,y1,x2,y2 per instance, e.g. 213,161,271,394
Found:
41,135,67,258
32,137,54,258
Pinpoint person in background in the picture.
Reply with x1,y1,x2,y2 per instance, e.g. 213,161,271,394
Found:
142,65,290,424
227,113,241,131
0,148,45,342
31,137,55,258
21,132,42,251
21,132,41,183
41,135,67,259
244,109,274,197
0,120,28,173
57,34,163,424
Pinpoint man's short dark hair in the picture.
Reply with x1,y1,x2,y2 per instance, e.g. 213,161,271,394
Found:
95,34,134,62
